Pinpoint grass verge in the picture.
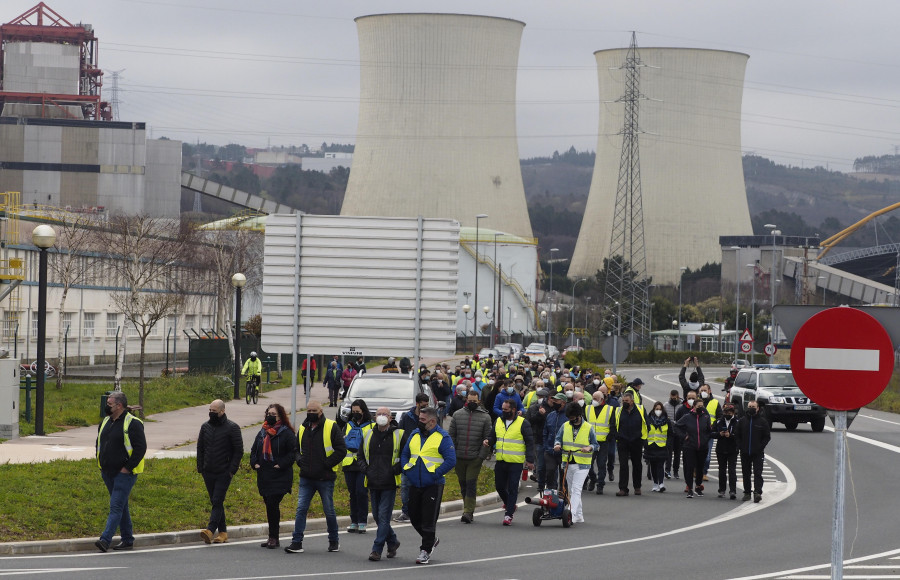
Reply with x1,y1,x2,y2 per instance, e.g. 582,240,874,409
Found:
0,454,496,542
868,371,900,413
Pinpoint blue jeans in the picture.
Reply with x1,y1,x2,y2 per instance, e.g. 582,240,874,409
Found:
291,477,339,543
494,461,523,518
369,488,398,553
344,471,368,525
100,471,138,544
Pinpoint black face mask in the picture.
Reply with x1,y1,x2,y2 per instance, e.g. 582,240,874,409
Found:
266,415,277,426
746,408,757,416
466,401,478,411
417,421,429,434
569,417,581,426
105,404,114,416
307,412,320,424
351,412,362,422
725,413,734,419
209,412,221,423
502,410,514,420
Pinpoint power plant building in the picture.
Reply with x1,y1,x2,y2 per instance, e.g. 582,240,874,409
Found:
340,13,534,240
569,48,753,285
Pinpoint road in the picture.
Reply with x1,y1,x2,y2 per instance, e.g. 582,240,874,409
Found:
3,365,900,579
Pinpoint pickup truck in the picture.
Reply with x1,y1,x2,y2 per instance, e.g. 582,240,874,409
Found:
729,366,826,432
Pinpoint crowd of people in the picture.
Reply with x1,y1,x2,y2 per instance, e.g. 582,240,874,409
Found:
92,353,771,563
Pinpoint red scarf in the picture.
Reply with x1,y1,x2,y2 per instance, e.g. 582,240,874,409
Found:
262,421,282,461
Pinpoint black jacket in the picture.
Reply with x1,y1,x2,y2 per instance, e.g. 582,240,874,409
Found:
678,366,705,400
250,424,297,496
297,418,347,481
197,415,243,475
97,412,147,474
611,403,647,443
735,414,771,456
525,399,552,445
357,423,402,490
711,416,739,455
675,409,713,452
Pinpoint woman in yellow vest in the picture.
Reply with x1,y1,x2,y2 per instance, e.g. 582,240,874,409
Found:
645,401,673,493
341,399,374,534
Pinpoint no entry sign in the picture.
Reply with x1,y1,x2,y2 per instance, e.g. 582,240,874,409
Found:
790,307,895,411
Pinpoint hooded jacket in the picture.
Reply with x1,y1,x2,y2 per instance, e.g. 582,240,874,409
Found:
400,424,457,487
542,408,569,455
675,408,713,451
678,366,706,400
448,403,492,460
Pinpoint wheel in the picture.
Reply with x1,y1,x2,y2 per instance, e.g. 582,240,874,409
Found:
561,508,572,528
784,421,798,431
252,383,259,405
810,416,826,432
245,382,252,404
763,406,776,428
532,508,542,527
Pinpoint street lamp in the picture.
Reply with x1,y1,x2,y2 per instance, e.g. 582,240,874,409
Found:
548,248,559,346
585,296,591,334
492,232,501,348
612,301,622,374
730,246,741,358
482,305,491,349
231,273,247,399
678,266,687,352
473,214,488,351
462,304,474,353
32,224,56,436
764,224,778,363
746,263,757,364
571,278,586,345
541,310,547,343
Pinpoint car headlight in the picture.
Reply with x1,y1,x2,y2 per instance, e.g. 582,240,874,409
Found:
768,396,785,404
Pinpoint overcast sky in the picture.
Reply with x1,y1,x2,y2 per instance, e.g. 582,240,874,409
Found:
25,0,900,171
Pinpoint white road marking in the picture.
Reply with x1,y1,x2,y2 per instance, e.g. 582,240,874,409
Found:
0,568,124,576
728,547,900,579
804,347,880,371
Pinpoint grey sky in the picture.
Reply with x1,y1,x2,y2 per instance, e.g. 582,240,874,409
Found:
33,0,900,171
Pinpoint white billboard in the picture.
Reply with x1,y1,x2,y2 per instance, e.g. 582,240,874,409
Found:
261,214,459,359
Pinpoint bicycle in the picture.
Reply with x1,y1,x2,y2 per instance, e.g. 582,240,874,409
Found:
245,375,261,405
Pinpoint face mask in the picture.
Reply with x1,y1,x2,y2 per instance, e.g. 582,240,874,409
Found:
537,397,544,405
506,387,515,394
417,421,429,433
458,390,467,398
565,390,574,398
375,415,389,427
700,391,709,399
591,400,601,407
266,415,277,426
593,379,601,386
689,381,699,388
209,412,220,423
695,406,705,413
605,373,612,378
686,399,695,406
569,417,581,426
306,412,320,424
488,380,495,386
466,401,478,411
577,399,585,407
747,408,757,416
623,402,632,409
105,404,114,416
670,398,679,404
725,413,734,419
543,379,550,385
502,410,514,420
351,412,362,422
250,356,257,361
654,409,663,417
464,374,471,378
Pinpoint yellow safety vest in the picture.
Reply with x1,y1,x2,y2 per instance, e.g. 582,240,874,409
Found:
705,398,720,426
298,419,340,473
523,391,536,408
342,422,374,466
648,423,668,448
625,386,642,407
587,404,614,442
362,427,405,486
97,413,145,474
404,430,446,473
561,421,593,464
494,416,527,463
614,405,648,440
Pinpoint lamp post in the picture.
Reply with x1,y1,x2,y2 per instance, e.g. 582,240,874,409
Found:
764,224,778,363
746,263,757,364
506,306,512,338
678,266,687,352
492,232,501,348
462,304,474,353
730,246,741,358
231,273,246,400
612,301,622,374
571,278,586,346
482,305,491,350
474,214,488,352
540,310,547,343
32,224,56,436
548,248,559,346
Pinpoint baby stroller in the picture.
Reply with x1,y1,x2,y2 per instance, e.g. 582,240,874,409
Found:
525,453,573,528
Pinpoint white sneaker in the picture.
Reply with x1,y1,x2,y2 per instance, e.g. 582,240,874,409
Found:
416,549,430,565
651,484,660,492
659,483,666,492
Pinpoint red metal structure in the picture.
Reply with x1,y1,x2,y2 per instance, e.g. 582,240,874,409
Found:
0,2,110,120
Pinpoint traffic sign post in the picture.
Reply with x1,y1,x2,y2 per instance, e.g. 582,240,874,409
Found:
739,341,752,353
790,307,895,580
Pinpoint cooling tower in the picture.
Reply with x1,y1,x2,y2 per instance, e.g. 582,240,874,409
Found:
341,13,533,239
569,48,753,285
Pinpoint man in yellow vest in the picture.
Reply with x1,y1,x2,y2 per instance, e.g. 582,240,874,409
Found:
284,401,348,555
486,399,535,526
612,391,648,496
586,390,614,495
553,402,598,525
400,406,456,565
95,391,146,552
358,407,404,561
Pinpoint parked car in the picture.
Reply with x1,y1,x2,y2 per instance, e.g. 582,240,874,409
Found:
524,342,558,361
731,359,751,371
337,373,437,424
507,343,523,359
494,344,513,358
478,347,499,360
563,345,584,357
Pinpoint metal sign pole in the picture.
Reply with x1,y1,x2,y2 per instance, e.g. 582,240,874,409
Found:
290,213,303,427
831,409,847,580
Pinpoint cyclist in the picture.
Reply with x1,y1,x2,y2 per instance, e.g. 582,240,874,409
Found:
242,352,263,399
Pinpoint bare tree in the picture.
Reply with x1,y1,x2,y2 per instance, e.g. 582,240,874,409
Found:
41,212,101,389
97,215,200,416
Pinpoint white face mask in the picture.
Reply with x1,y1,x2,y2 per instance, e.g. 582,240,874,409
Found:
506,387,515,394
605,373,612,378
488,380,495,385
654,409,663,417
537,397,544,405
687,399,696,406
689,381,699,388
565,390,574,398
591,400,601,407
375,415,389,426
577,399,585,407
459,390,467,398
700,391,709,399
593,379,601,386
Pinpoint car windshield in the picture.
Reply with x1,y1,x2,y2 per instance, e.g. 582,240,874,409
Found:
349,379,413,399
526,343,546,351
758,373,798,389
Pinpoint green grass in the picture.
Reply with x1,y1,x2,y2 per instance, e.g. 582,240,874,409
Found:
17,375,282,436
0,454,496,542
868,371,900,413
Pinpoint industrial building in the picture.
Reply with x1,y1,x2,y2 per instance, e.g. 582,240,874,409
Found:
569,47,753,285
340,13,534,240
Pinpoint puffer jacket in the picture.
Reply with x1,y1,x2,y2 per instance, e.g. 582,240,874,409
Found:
400,424,457,487
448,403,492,460
197,415,243,475
675,409,712,452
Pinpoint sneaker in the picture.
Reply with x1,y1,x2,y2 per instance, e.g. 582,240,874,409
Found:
358,524,367,534
502,515,513,526
200,529,213,544
112,541,133,551
695,488,704,497
595,487,603,495
615,489,628,496
394,513,410,523
328,541,340,552
686,492,694,499
94,539,110,553
608,470,615,482
742,492,751,502
754,493,762,503
659,483,666,492
369,551,381,561
587,480,596,491
684,485,691,493
718,491,726,498
651,484,659,492
529,473,537,482
665,471,671,479
387,541,400,558
284,542,304,553
702,474,709,481
416,549,431,565
673,471,679,478
730,492,737,500
698,484,704,491
347,523,358,533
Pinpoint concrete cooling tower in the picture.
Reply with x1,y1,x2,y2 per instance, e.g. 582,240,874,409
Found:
341,13,533,239
569,48,753,285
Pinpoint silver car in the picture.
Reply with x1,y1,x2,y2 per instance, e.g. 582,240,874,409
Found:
338,373,437,423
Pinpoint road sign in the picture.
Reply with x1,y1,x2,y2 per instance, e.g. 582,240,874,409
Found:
740,342,752,353
342,348,364,358
790,307,894,411
739,329,753,342
601,336,629,366
763,343,777,356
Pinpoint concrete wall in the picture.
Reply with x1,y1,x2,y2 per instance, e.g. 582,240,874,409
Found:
570,48,753,284
2,42,80,94
341,13,533,239
145,139,183,217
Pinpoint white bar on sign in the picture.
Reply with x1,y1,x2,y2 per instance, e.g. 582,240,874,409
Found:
805,347,879,371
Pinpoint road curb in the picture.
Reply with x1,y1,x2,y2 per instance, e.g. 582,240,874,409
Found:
0,492,501,555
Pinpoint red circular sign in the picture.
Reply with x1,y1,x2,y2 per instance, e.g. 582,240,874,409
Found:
740,342,752,353
791,307,895,410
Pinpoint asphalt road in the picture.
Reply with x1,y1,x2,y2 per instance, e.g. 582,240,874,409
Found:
4,365,900,580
